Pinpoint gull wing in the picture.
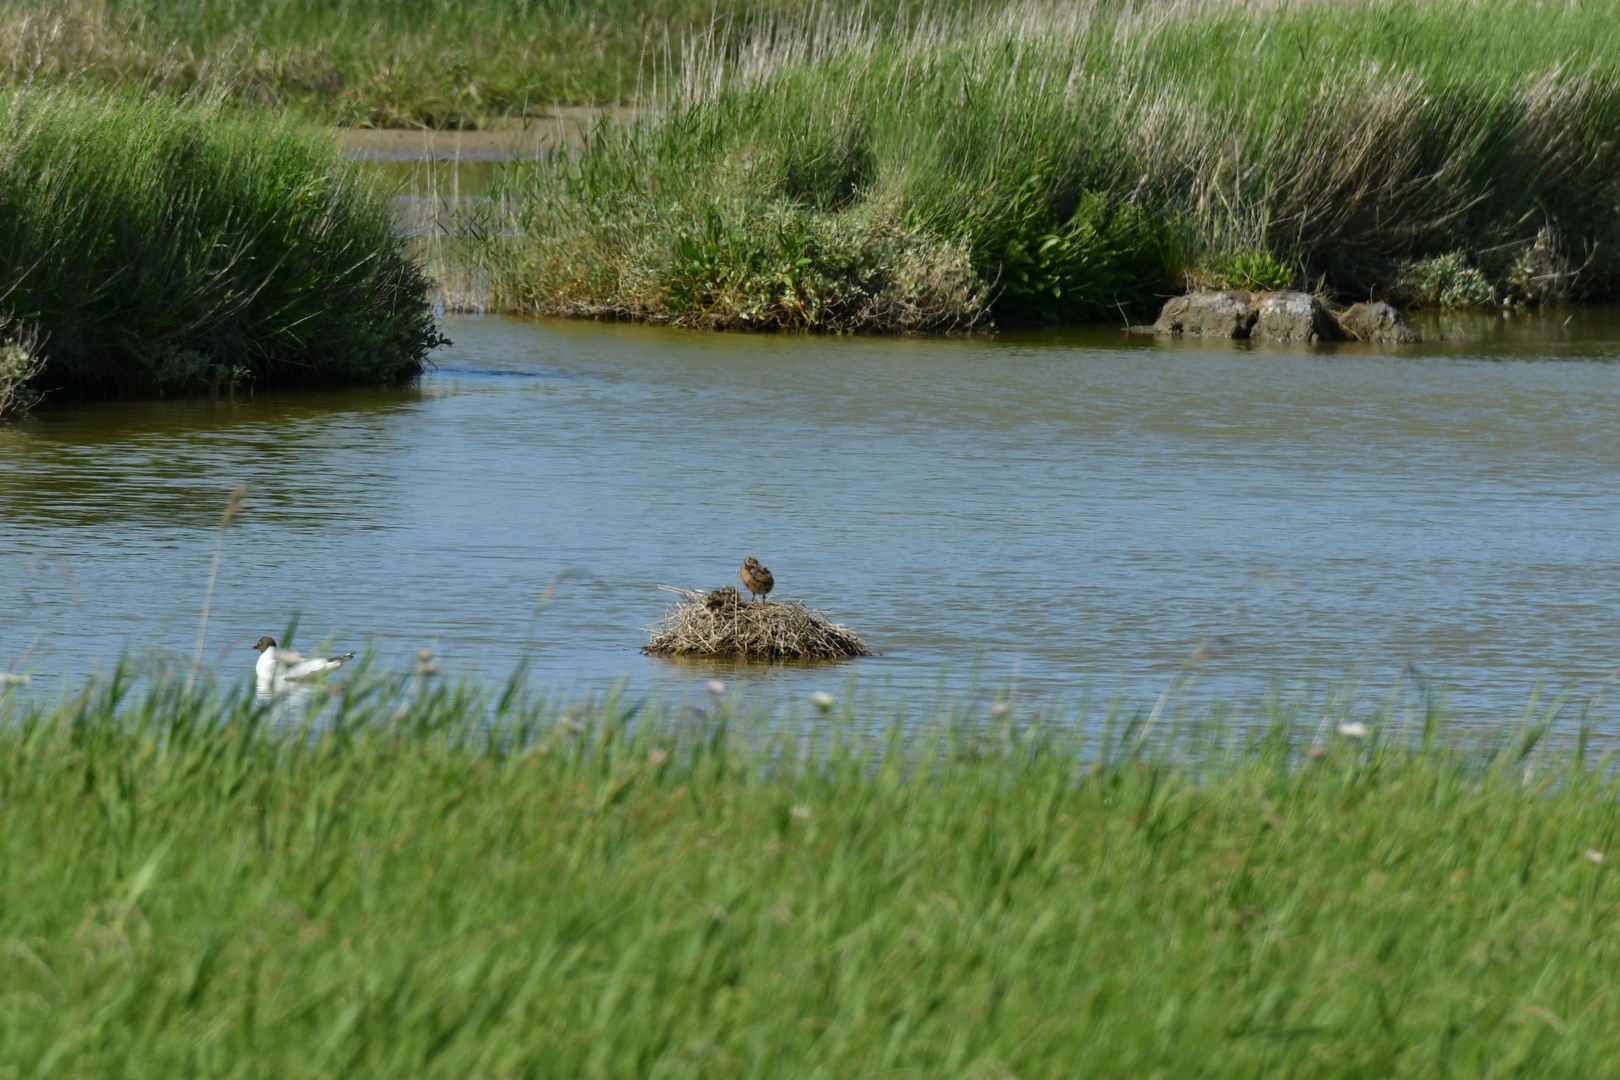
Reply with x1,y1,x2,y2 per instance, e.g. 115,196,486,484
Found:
280,652,354,682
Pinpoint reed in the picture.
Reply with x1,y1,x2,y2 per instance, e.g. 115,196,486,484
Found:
1,671,1619,1076
460,0,1620,326
0,87,442,408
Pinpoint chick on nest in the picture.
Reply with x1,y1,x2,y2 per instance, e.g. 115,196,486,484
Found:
741,557,774,603
704,585,740,613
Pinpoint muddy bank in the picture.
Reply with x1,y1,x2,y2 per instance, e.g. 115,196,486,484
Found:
336,109,634,161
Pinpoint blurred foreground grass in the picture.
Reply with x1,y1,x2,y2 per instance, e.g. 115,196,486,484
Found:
3,673,1620,1076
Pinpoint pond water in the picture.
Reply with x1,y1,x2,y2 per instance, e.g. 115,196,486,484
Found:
6,310,1620,718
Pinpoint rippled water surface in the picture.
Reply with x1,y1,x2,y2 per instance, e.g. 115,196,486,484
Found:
6,310,1620,715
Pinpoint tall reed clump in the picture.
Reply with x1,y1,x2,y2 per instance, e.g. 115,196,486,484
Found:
0,88,441,410
470,0,1620,328
4,671,1620,1075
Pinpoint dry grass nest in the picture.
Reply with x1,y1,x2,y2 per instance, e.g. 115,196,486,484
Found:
643,586,872,660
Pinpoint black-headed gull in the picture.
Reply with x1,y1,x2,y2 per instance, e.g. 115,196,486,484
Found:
252,636,354,689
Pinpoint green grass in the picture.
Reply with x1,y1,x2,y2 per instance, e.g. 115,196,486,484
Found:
0,88,441,411
453,0,1620,327
0,0,963,127
5,670,1620,1076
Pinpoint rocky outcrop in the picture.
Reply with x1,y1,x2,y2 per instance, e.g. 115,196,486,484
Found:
1336,301,1421,344
1146,291,1255,338
1251,291,1343,343
1140,291,1420,344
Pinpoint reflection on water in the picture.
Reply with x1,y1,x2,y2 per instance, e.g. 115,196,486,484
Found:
6,308,1620,718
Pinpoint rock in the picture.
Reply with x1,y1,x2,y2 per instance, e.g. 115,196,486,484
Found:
1336,301,1421,344
1250,291,1344,343
1142,290,1421,345
1147,290,1255,338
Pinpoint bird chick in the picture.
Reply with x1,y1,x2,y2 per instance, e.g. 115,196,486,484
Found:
741,557,774,603
704,585,740,614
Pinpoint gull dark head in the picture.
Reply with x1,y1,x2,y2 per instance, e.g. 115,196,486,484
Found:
252,636,277,652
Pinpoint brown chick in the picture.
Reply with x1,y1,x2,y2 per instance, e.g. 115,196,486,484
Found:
704,585,740,613
740,557,774,603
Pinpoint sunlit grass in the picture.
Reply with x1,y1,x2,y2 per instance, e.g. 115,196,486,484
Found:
4,671,1620,1076
0,0,970,126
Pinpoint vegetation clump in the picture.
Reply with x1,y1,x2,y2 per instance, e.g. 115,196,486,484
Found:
1185,249,1298,294
644,585,871,658
0,322,41,417
1388,252,1497,308
0,87,442,411
1,675,1619,1076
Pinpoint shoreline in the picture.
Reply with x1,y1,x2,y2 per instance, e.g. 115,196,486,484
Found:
335,108,634,161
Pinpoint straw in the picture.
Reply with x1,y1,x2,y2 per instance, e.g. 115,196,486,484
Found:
643,586,871,659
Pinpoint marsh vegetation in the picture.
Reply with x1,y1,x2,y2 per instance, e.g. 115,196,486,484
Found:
436,0,1620,328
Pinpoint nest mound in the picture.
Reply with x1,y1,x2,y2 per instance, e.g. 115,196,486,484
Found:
643,586,872,660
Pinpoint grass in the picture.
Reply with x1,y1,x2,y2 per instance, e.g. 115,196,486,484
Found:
0,87,442,411
444,0,1620,327
4,669,1620,1076
0,0,964,128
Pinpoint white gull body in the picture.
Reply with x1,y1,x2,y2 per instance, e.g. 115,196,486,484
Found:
252,636,353,692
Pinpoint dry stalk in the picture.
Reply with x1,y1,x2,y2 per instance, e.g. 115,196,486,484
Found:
187,483,247,693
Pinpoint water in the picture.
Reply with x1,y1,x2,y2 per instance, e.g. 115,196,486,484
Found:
6,310,1620,717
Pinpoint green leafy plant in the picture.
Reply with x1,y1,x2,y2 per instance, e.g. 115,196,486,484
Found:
1188,248,1297,292
0,331,41,417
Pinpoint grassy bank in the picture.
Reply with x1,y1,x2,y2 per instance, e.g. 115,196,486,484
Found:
0,88,441,414
4,673,1620,1076
453,0,1620,328
14,2,1620,331
0,0,946,128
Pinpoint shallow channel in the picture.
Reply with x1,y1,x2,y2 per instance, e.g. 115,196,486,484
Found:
5,310,1620,718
